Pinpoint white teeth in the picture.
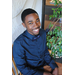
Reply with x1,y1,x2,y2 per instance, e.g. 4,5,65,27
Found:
33,29,39,31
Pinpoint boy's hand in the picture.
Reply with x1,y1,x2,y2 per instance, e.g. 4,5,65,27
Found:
43,65,52,72
52,67,58,75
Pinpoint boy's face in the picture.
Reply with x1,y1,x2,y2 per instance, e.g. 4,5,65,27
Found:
22,13,41,36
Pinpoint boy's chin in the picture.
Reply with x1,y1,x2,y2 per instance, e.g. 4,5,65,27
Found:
34,32,39,36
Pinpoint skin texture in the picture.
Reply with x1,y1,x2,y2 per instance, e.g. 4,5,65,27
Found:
22,13,58,75
22,13,41,36
43,66,58,75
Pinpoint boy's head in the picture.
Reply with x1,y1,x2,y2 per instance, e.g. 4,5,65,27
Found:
21,8,41,36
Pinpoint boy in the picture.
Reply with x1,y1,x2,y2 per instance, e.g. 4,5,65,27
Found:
13,8,58,75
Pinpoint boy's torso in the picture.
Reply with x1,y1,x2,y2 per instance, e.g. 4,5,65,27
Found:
14,29,46,67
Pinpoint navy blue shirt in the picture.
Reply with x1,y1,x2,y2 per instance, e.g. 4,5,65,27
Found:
13,29,58,75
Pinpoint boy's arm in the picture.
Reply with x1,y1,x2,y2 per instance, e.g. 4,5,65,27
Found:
44,45,58,70
13,42,43,75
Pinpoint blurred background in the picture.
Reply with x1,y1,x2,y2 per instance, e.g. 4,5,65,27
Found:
12,0,42,43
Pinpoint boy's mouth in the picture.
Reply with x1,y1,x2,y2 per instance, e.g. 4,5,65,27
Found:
33,28,40,33
32,26,40,34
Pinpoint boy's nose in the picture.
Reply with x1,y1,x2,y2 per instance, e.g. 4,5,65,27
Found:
33,22,39,28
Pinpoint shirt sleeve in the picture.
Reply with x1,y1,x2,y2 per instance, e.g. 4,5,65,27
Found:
44,45,58,70
13,41,43,75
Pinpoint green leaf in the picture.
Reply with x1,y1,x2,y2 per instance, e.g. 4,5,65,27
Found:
57,52,60,58
46,36,50,40
59,15,62,18
51,46,53,50
50,39,52,42
51,24,53,27
59,31,62,35
59,1,62,4
48,43,51,49
49,17,52,20
54,28,58,32
47,42,49,46
54,0,57,5
49,23,53,29
57,11,60,14
49,31,52,35
49,15,52,20
53,10,55,15
59,48,62,53
47,32,50,35
52,8,55,10
53,31,55,35
57,32,60,36
58,41,61,45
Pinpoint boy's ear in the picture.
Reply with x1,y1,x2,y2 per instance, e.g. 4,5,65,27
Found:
22,23,26,28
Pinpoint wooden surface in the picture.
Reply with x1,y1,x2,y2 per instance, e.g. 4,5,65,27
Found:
46,0,62,6
46,0,55,6
12,45,22,75
56,62,62,75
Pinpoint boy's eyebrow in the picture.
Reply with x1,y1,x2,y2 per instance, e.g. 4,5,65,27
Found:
27,20,33,23
27,18,40,23
36,18,39,20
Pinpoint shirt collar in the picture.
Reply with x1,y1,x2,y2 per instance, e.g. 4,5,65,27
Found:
24,30,40,40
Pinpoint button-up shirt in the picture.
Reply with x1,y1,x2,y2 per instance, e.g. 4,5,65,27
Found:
13,29,58,75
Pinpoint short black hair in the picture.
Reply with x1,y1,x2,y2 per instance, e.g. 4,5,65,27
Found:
21,8,38,23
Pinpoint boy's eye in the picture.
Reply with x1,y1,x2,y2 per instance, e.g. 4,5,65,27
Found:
36,20,40,22
29,23,33,24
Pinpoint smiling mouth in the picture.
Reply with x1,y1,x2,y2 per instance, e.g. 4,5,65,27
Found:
33,28,40,33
